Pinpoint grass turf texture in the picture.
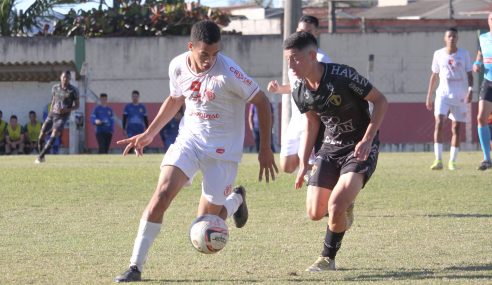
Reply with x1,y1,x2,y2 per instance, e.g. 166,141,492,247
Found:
1,152,491,284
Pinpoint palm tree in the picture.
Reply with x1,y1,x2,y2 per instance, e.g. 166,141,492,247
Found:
0,0,96,36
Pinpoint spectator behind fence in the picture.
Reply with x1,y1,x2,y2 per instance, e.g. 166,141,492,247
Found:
248,103,275,152
159,106,183,152
0,110,6,154
91,93,114,154
123,90,148,139
5,115,25,155
35,70,79,163
425,27,473,171
24,110,42,154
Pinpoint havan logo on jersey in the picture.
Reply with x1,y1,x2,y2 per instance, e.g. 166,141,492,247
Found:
330,65,369,87
321,116,355,135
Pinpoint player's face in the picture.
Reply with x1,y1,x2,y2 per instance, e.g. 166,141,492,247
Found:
444,31,457,47
188,41,220,73
296,22,318,37
284,47,316,78
131,93,139,103
29,113,36,121
488,13,492,29
60,73,70,87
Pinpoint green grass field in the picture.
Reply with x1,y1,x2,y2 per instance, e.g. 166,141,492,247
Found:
1,152,491,284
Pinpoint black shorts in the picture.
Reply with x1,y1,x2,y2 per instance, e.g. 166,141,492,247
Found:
41,113,69,135
479,79,492,102
308,142,380,190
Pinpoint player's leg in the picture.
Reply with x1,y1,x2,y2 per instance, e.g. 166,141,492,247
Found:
280,113,303,173
448,105,466,170
477,99,492,170
431,101,446,169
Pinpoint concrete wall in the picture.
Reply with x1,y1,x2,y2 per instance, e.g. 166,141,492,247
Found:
0,30,482,150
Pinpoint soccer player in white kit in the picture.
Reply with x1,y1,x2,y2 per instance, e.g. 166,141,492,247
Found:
114,20,278,283
267,15,332,173
426,27,473,170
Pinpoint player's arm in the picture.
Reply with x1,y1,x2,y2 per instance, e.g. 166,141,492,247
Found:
267,80,291,94
466,71,473,103
295,111,319,189
473,50,483,73
249,91,278,182
354,87,388,161
247,105,254,132
117,95,185,156
426,72,439,111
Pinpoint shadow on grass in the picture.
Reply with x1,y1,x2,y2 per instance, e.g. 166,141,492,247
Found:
342,263,492,282
424,213,492,218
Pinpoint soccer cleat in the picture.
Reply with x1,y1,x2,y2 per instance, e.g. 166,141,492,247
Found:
114,265,141,283
305,256,336,272
232,186,248,228
448,161,457,171
34,157,45,164
346,203,355,230
477,160,492,171
430,160,443,170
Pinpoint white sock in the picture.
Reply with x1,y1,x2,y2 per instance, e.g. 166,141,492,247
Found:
129,219,162,272
450,146,459,162
224,192,243,218
434,143,443,160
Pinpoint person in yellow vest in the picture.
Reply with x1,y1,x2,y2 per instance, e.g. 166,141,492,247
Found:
24,110,42,154
5,115,25,155
0,110,6,154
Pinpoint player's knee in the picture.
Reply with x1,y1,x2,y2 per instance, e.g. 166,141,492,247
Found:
327,203,345,222
306,206,325,221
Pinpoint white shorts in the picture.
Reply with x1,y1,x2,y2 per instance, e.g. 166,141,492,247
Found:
434,97,467,122
280,112,304,157
161,137,238,205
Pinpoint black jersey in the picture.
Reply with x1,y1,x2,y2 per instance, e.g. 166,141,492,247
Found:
50,84,79,116
292,63,375,156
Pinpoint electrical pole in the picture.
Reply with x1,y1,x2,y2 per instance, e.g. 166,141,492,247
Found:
448,0,454,19
281,0,301,142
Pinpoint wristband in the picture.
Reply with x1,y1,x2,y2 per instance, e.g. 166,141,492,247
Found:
474,61,483,66
468,86,473,91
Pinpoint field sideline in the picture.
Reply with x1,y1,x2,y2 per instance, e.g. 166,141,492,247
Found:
1,152,491,284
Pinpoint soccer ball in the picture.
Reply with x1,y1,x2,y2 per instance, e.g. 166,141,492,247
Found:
189,214,229,254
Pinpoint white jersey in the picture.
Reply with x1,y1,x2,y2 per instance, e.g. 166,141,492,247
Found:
169,52,260,162
431,47,472,104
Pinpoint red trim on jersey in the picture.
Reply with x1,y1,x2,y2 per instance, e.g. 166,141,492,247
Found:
484,58,492,64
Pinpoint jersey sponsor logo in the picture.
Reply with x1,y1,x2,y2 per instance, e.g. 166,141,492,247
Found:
229,67,253,86
330,65,369,87
189,111,220,120
216,148,225,154
224,184,232,196
321,117,355,134
349,82,365,96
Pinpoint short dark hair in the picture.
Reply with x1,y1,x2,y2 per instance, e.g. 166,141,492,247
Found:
132,90,139,96
284,31,318,51
10,115,17,120
62,70,71,77
100,93,108,98
446,27,458,33
29,110,36,116
299,15,319,28
190,20,221,45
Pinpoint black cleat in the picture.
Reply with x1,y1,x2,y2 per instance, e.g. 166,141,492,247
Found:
232,186,248,228
114,265,141,283
477,160,492,171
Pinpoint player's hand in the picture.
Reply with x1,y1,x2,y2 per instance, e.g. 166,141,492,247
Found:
473,64,481,73
354,139,372,161
295,165,308,189
257,148,278,183
117,133,153,157
267,80,280,93
425,97,433,111
95,119,102,125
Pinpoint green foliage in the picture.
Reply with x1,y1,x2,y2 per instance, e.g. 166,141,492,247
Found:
1,152,491,284
53,0,231,37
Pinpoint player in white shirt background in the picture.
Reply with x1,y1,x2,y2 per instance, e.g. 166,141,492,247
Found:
267,15,332,174
114,20,278,283
426,27,473,171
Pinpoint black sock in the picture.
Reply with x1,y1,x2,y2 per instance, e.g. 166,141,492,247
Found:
321,226,345,259
39,136,56,158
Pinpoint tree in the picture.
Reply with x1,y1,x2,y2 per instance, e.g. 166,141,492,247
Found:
0,0,94,36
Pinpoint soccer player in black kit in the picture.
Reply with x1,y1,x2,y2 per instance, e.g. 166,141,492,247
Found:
284,32,388,271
